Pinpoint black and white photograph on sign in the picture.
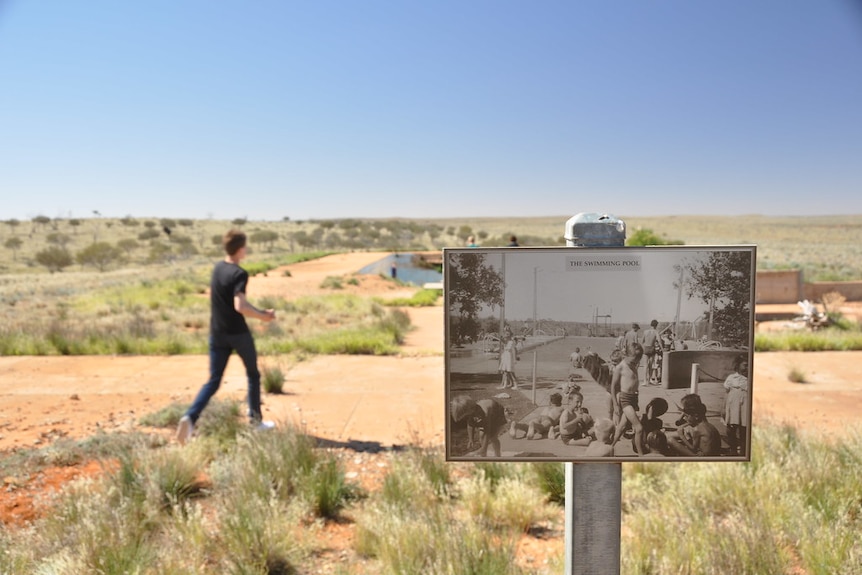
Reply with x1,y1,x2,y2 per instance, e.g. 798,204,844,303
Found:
445,245,756,462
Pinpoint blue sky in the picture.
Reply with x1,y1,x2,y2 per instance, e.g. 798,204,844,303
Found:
2,1,861,221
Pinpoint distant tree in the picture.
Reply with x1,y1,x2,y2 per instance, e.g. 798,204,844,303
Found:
292,230,316,250
178,218,194,228
282,216,290,222
143,220,157,229
343,226,361,239
89,219,101,243
427,224,442,240
35,246,73,273
77,242,123,272
311,227,325,249
447,252,504,344
68,219,82,234
477,231,488,241
627,228,684,246
324,231,342,249
117,238,140,256
160,218,177,229
138,229,161,241
120,216,139,226
171,235,198,258
250,230,279,251
46,232,72,248
5,219,20,234
457,225,473,242
147,242,173,263
231,217,247,227
211,234,224,247
32,215,51,232
4,237,23,260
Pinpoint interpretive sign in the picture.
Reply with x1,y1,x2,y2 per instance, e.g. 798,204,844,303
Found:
445,245,756,462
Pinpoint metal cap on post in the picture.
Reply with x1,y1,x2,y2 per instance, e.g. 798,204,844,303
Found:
565,213,626,248
564,211,625,575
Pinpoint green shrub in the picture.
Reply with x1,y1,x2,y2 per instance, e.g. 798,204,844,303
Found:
320,275,344,289
755,328,862,351
460,472,554,532
218,489,302,574
241,261,276,276
787,365,808,383
378,288,441,307
620,424,862,574
532,462,566,505
211,424,358,520
262,363,286,394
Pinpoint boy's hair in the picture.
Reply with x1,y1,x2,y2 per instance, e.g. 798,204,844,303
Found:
647,430,668,453
591,418,615,443
549,392,563,406
223,229,247,256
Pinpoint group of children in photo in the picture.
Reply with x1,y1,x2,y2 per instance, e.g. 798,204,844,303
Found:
451,324,749,458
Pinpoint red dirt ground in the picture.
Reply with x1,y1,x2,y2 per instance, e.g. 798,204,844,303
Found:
2,252,862,568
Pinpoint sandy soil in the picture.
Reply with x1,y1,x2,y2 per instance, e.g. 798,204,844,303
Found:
2,253,862,537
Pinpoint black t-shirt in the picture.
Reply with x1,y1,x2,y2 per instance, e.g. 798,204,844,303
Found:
210,260,249,335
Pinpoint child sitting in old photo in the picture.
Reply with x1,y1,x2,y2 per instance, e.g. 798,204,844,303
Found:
509,392,565,440
668,394,721,457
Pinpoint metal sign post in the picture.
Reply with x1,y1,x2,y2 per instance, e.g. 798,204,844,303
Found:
564,213,625,575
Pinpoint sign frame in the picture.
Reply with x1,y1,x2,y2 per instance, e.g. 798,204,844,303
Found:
444,245,756,463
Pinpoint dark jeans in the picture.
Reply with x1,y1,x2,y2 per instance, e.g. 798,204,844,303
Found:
186,332,261,424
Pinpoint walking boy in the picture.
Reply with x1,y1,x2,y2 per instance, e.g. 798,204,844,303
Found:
176,229,276,444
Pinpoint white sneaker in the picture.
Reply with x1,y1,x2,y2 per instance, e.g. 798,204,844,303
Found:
255,420,276,432
176,415,194,445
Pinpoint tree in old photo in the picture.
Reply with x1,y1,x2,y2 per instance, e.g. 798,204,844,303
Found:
679,250,752,347
447,252,504,344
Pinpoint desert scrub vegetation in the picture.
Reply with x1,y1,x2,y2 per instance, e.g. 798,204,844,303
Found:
5,421,862,573
754,323,862,351
261,362,287,393
625,214,862,282
377,287,442,307
621,422,862,574
787,365,808,383
8,214,862,280
256,294,411,356
0,260,412,356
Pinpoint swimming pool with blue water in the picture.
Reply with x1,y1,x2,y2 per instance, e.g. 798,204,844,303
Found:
358,253,443,287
